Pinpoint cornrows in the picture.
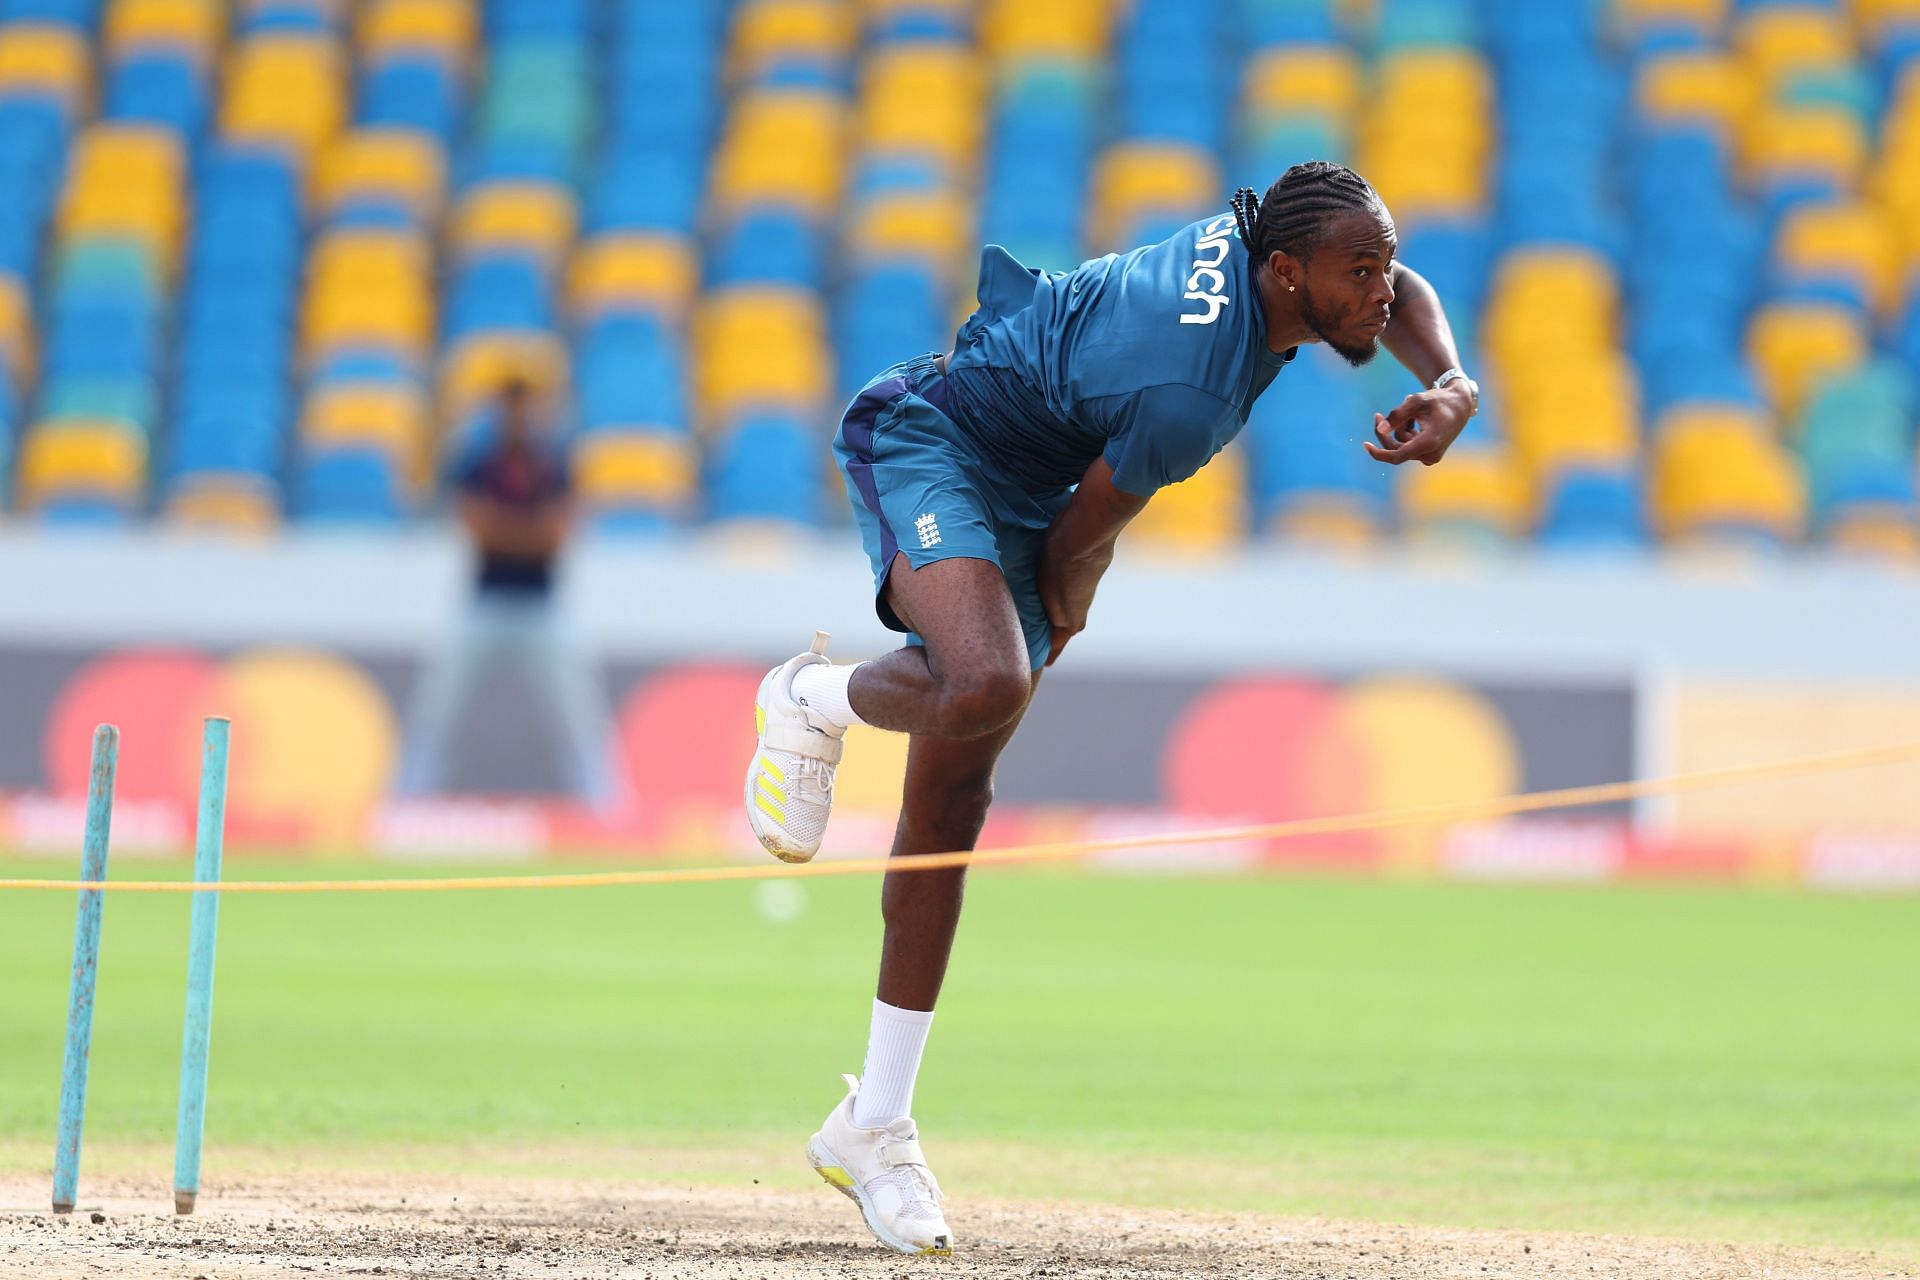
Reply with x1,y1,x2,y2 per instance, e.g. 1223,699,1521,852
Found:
1231,161,1385,263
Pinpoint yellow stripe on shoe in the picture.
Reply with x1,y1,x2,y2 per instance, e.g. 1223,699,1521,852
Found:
815,1164,855,1190
759,754,785,783
754,790,786,824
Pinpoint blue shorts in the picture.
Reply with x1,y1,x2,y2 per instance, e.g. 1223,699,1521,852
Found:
833,353,1065,671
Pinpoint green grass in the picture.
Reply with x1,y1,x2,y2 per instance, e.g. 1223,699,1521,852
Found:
1,859,1917,1256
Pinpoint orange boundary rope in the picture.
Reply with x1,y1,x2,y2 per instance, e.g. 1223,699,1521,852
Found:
3,739,1918,894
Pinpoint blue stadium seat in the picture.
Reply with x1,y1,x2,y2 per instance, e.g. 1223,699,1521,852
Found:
240,1,331,36
296,450,406,522
360,58,461,143
1244,349,1391,525
0,0,98,25
589,153,702,233
1538,470,1647,550
445,254,551,339
1237,0,1338,45
490,0,591,40
577,316,686,430
708,211,823,289
707,415,824,525
167,407,282,482
104,53,206,136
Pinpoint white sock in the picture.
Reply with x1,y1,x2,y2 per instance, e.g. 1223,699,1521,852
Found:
852,998,933,1128
792,661,868,729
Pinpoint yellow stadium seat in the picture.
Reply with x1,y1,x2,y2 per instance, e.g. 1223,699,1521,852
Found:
694,287,830,423
574,430,699,510
1746,300,1871,420
1614,0,1729,35
1243,46,1361,122
318,130,445,220
1375,49,1496,108
0,273,34,383
220,35,345,157
357,0,474,65
0,24,90,111
979,0,1109,61
302,289,434,362
1090,142,1220,250
569,232,699,322
1501,355,1642,478
1651,416,1805,543
695,286,825,343
166,474,280,533
696,341,831,424
452,181,577,265
1125,449,1247,552
1487,246,1619,318
57,126,187,264
1775,202,1901,315
18,420,147,506
1399,447,1530,541
308,226,429,270
439,331,569,425
1363,151,1487,220
105,0,225,64
727,0,857,81
302,382,428,453
858,45,984,173
709,91,848,217
1737,4,1854,90
847,191,971,266
860,0,969,19
862,40,980,96
1635,51,1753,135
302,230,435,359
1743,105,1869,190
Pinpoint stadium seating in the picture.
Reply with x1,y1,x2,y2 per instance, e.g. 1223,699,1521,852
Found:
0,0,1910,558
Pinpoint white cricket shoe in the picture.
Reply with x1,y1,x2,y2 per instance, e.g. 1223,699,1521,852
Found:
807,1074,953,1256
746,631,846,863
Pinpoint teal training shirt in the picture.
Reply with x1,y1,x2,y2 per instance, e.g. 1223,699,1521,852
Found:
943,212,1294,501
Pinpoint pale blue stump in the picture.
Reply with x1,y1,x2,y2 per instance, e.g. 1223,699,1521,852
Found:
52,724,119,1214
173,717,229,1215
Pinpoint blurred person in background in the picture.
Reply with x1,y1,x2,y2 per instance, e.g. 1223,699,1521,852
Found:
397,376,625,810
744,162,1479,1255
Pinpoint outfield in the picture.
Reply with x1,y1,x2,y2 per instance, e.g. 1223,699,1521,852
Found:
2,860,1916,1262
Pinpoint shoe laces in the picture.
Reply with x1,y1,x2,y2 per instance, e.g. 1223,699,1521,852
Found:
791,753,835,804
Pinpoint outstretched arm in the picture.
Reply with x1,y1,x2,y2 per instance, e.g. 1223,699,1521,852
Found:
1367,262,1477,467
1037,455,1148,666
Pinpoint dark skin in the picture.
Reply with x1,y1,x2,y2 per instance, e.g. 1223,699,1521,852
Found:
845,205,1474,1012
457,382,572,558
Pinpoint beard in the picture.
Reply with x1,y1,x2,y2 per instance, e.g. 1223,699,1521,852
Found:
1300,283,1379,367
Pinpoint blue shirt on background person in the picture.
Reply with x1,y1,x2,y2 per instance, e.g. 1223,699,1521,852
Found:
450,378,573,596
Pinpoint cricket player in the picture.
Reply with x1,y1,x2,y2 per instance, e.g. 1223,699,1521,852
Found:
744,162,1479,1254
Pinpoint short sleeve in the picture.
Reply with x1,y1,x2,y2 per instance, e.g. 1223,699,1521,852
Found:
1098,383,1237,497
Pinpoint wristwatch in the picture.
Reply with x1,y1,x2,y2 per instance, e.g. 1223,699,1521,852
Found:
1432,367,1479,414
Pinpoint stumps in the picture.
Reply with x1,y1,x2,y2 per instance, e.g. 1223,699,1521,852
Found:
52,724,119,1214
173,716,231,1216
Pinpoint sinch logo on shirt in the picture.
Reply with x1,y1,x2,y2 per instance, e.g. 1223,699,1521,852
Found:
1180,213,1237,325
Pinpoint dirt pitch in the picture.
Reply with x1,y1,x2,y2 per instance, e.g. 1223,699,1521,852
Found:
4,1173,1913,1280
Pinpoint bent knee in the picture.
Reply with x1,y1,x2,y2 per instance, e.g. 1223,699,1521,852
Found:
937,664,1031,737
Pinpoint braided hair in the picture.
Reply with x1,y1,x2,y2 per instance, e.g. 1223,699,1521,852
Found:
1231,161,1386,265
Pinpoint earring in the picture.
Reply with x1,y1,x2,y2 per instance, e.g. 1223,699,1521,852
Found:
1287,284,1296,292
